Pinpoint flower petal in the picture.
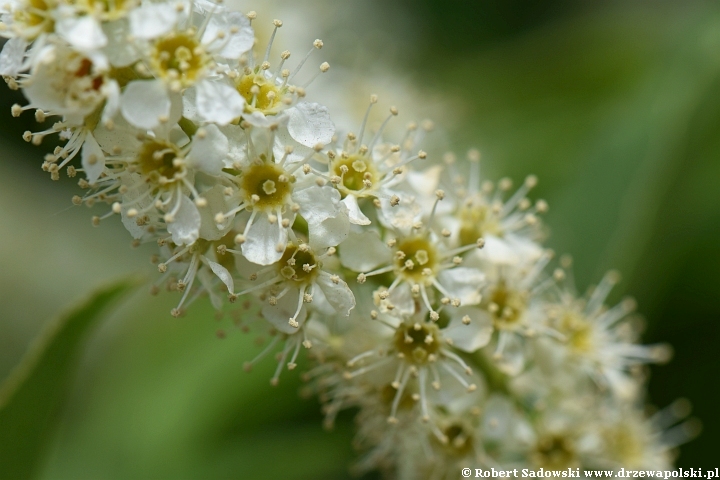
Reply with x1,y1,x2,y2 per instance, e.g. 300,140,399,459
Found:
443,307,493,353
338,230,390,272
315,272,355,316
201,11,254,59
205,259,234,294
261,291,307,334
0,37,27,76
341,195,371,225
437,267,485,305
187,123,228,176
195,78,245,125
129,2,178,39
241,214,286,266
167,195,201,245
55,8,107,50
286,103,334,148
120,79,170,129
197,184,233,241
81,133,105,184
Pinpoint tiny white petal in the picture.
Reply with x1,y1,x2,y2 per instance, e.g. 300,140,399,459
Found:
202,11,254,59
81,133,105,184
315,273,355,316
205,259,234,294
341,195,370,225
241,215,286,266
167,195,201,245
286,103,334,148
129,2,178,39
338,230,390,272
0,37,27,76
437,267,485,305
443,307,493,353
195,79,245,125
261,292,307,334
296,185,343,218
198,184,233,240
101,80,121,125
187,124,228,176
55,9,107,50
121,79,170,129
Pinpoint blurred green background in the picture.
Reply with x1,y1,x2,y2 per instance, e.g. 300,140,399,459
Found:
1,0,718,477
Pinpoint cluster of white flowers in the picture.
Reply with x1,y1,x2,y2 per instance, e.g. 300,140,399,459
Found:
1,2,698,478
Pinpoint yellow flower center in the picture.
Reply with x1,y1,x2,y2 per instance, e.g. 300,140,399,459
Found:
393,236,438,284
532,434,578,470
434,423,475,457
136,139,184,188
486,280,528,328
458,200,502,246
236,72,285,115
240,160,294,211
277,244,320,285
150,32,208,88
393,322,440,365
330,154,380,197
14,0,55,38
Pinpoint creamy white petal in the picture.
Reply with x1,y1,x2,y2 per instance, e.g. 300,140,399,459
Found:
341,194,371,225
338,230,390,272
478,234,520,265
167,195,201,245
100,80,121,124
195,78,245,125
197,184,233,240
437,267,485,305
55,9,107,50
405,165,442,197
102,19,140,67
294,186,350,249
443,307,493,353
219,124,249,168
120,79,170,129
293,185,341,224
495,332,525,376
315,272,355,316
187,123,228,176
241,215,286,266
386,283,415,316
310,214,350,250
93,114,142,154
205,259,234,294
0,37,27,75
81,133,105,184
286,103,334,148
261,291,307,334
242,110,279,128
272,126,315,164
201,11,253,59
129,2,178,39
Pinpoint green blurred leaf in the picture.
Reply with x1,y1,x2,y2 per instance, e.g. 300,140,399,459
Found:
38,290,357,480
0,278,139,480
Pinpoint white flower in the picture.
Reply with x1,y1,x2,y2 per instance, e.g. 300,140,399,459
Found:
442,151,547,266
343,212,485,320
228,240,355,330
341,307,482,425
214,126,349,266
119,0,253,128
547,269,672,399
22,43,117,125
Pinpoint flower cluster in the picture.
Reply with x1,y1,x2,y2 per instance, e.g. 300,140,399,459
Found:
1,2,698,479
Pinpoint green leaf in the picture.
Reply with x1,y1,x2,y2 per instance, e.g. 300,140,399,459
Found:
0,278,139,480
